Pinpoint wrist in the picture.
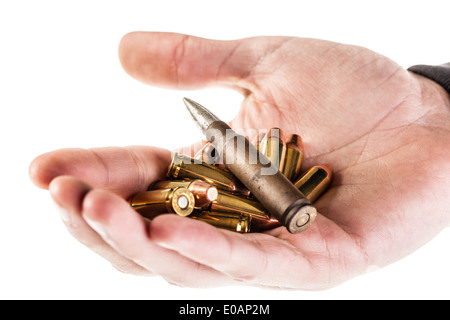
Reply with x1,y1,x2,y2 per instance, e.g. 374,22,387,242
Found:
409,72,450,115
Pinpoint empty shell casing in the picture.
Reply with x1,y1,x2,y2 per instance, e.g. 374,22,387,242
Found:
149,179,218,208
282,134,304,181
190,211,251,233
259,127,287,172
167,152,250,196
294,164,333,203
129,187,195,219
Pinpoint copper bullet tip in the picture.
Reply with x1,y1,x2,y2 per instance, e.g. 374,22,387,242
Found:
189,179,219,207
265,127,285,140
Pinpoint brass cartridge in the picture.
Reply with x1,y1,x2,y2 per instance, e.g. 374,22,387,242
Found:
251,131,266,151
183,98,317,234
199,189,283,232
129,187,195,219
282,134,304,181
190,211,251,233
204,189,270,221
167,152,250,196
250,216,281,232
294,164,333,203
259,127,287,172
149,179,218,208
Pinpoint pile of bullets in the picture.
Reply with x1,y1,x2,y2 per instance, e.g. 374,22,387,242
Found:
128,128,332,233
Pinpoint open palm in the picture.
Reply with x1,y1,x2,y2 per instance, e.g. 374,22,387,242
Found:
29,32,450,289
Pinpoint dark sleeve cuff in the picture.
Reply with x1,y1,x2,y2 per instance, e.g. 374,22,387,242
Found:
408,63,450,95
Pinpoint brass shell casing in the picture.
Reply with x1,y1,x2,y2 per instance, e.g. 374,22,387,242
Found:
183,96,321,234
149,179,218,208
251,131,267,151
204,190,270,221
294,164,333,203
190,211,251,233
167,152,250,196
129,187,195,219
282,134,304,181
259,127,287,172
250,216,282,232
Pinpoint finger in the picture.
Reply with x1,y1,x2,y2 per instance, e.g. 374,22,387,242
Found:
118,32,282,91
149,214,318,289
49,175,150,276
29,146,171,198
81,188,236,287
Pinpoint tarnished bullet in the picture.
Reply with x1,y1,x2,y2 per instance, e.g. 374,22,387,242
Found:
183,97,317,234
129,187,195,219
282,134,304,181
190,211,251,233
149,179,218,208
259,127,286,172
294,164,333,203
167,152,250,196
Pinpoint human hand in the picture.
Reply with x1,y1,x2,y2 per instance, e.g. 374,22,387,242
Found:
29,32,450,289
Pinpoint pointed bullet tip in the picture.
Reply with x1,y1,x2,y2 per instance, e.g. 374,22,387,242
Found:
183,97,196,104
181,97,220,133
183,97,197,110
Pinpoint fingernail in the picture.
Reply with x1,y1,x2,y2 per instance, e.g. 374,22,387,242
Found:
54,203,71,223
154,240,176,251
84,216,108,238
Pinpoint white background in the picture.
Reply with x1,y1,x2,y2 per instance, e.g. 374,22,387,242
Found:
1,0,449,300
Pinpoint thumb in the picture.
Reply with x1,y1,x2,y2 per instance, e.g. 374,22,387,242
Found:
118,32,259,91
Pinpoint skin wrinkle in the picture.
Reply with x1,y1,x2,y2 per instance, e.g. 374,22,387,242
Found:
319,42,344,60
88,149,110,188
374,66,404,91
149,221,239,287
349,56,382,78
266,219,352,289
331,121,438,179
319,217,368,286
323,213,369,276
249,235,310,288
123,147,148,194
352,133,371,168
307,92,414,161
314,226,333,286
172,34,189,89
215,41,243,84
244,38,294,88
241,236,270,284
